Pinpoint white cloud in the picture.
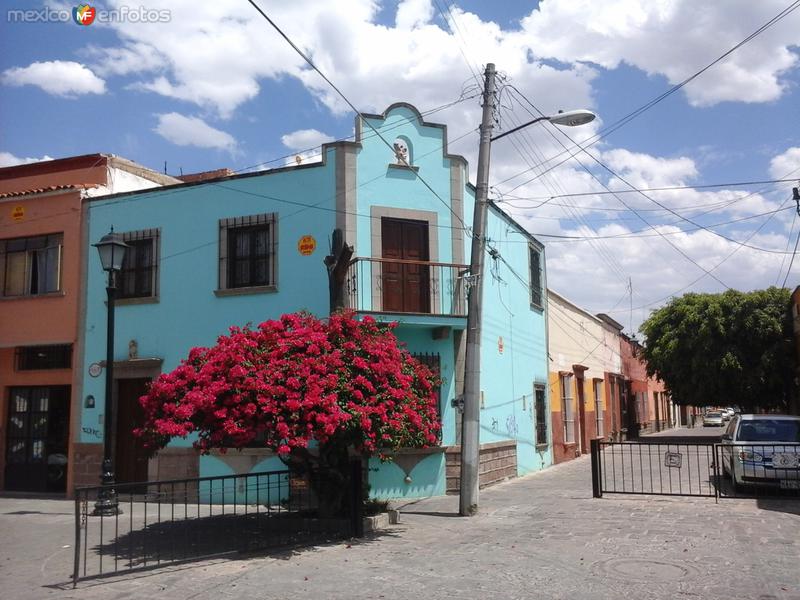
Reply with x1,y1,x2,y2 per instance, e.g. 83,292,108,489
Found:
153,113,237,153
280,129,335,151
396,0,434,30
770,147,800,179
1,61,106,97
520,0,799,106
0,152,54,167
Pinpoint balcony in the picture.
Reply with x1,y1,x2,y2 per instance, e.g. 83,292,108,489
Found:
345,257,469,318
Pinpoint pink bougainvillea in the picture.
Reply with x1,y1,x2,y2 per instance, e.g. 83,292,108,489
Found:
135,311,441,458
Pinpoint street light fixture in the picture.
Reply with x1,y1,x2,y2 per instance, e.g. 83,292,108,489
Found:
91,228,128,516
491,109,596,142
460,63,596,516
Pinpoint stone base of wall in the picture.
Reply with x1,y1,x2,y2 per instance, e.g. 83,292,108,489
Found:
444,440,517,494
149,447,200,482
70,443,104,493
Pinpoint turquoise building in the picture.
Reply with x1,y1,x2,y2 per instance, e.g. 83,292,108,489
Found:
74,103,552,499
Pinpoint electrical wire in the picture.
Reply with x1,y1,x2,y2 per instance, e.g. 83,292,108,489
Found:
493,0,800,192
244,0,475,239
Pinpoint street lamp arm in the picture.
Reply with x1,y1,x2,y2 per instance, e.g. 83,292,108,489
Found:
490,117,550,142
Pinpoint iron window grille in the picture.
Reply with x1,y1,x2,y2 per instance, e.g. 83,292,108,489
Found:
593,379,604,437
534,385,548,446
528,244,543,309
16,344,73,370
119,229,160,299
218,213,277,290
560,373,575,444
0,233,63,297
411,352,442,420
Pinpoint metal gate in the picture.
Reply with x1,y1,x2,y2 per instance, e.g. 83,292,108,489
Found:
591,439,800,500
590,439,717,498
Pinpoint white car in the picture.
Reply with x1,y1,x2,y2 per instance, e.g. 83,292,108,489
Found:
703,411,725,427
720,414,800,491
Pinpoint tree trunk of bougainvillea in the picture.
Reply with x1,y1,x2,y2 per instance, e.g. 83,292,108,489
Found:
135,311,440,517
280,444,353,518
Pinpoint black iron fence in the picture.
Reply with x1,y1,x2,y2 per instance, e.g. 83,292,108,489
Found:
590,439,717,498
73,462,364,585
591,439,800,500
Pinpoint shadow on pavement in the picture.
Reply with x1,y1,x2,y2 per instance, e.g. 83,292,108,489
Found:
63,511,395,589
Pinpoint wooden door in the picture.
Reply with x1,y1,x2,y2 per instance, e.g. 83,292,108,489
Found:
115,378,150,485
381,218,430,313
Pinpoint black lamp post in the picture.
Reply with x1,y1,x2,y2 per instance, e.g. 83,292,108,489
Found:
91,228,128,516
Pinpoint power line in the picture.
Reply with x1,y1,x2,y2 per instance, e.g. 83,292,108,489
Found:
244,0,474,239
493,0,800,193
494,178,800,202
604,193,796,313
505,89,730,288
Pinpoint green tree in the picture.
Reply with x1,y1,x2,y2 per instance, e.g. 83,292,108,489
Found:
640,287,796,412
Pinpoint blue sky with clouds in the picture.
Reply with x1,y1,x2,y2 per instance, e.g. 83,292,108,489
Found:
2,0,799,331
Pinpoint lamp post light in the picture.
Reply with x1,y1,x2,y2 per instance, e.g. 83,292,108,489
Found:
459,63,596,516
91,228,128,516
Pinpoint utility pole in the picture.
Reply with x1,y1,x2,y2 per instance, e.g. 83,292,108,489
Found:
460,63,496,516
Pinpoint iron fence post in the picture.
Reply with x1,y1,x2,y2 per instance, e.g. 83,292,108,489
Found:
591,438,603,498
73,492,81,588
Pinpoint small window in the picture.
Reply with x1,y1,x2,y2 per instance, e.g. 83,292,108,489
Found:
219,213,277,291
593,379,603,437
534,385,548,446
119,229,159,299
0,233,63,297
15,344,72,370
560,373,575,443
528,244,543,308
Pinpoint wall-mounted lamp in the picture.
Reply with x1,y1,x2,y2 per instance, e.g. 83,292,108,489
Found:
85,395,95,408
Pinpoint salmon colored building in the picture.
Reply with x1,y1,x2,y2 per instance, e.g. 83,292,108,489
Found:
620,333,674,435
0,155,177,494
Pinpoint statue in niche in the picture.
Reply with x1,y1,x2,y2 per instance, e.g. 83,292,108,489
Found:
128,339,138,360
393,139,409,165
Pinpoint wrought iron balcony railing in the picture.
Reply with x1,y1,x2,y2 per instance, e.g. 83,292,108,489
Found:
345,257,469,317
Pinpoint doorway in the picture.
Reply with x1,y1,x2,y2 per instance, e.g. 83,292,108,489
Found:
115,378,150,485
5,386,69,492
381,217,430,313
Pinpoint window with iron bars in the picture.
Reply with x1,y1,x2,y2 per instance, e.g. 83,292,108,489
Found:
528,244,543,309
534,385,548,446
119,229,160,299
593,378,604,438
411,352,441,420
218,213,277,291
15,344,72,370
560,373,575,444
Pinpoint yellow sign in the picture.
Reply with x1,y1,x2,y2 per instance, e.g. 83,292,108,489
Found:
297,235,316,256
11,205,24,222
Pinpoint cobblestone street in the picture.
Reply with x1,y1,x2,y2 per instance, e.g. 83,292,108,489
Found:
2,451,799,600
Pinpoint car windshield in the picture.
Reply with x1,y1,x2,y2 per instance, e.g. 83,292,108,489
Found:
736,419,800,443
707,412,721,417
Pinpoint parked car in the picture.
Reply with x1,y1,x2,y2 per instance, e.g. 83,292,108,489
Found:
722,407,735,421
720,414,800,490
703,411,725,427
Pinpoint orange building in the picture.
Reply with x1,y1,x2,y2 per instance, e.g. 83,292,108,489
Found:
0,155,177,494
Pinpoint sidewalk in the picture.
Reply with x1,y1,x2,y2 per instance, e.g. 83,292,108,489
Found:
1,456,798,600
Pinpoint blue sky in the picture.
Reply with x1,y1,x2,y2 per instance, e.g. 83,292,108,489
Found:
2,0,799,331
